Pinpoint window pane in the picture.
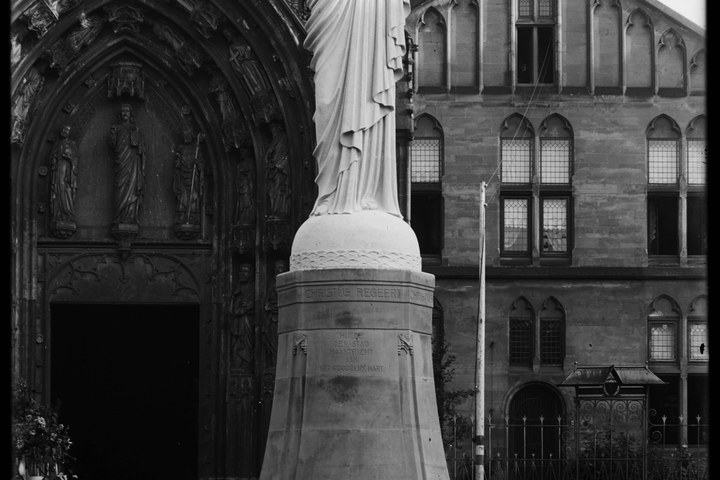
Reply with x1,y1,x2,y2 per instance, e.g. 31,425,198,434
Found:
542,198,567,252
540,138,570,183
510,319,532,366
687,139,706,185
540,318,562,364
648,140,678,184
503,198,529,252
687,195,707,255
689,323,709,361
648,195,678,255
538,0,554,17
501,139,532,183
518,0,532,18
649,323,676,360
411,138,441,182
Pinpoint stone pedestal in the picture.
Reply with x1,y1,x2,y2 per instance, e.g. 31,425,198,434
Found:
260,268,449,479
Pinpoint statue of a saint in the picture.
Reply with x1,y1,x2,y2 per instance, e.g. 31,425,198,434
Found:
231,263,255,369
265,122,290,220
109,103,146,232
49,125,78,237
262,259,287,367
235,161,255,226
173,123,205,229
303,0,410,216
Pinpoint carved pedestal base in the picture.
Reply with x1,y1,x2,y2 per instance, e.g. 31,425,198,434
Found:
175,222,200,240
259,269,449,480
112,222,139,241
50,220,77,239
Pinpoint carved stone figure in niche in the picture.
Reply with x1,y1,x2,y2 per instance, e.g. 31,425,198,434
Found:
262,259,287,368
173,123,205,238
152,21,202,74
11,66,44,145
235,160,255,227
109,103,146,236
265,121,291,220
104,4,144,33
189,0,222,38
47,13,103,69
210,74,246,150
224,28,270,97
49,125,78,238
231,263,255,370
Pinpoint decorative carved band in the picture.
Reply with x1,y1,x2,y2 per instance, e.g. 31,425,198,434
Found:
398,334,414,356
290,250,421,271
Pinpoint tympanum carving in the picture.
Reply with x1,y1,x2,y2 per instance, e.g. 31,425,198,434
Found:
108,61,145,99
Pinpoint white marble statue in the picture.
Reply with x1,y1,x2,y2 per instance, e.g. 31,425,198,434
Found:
304,0,410,217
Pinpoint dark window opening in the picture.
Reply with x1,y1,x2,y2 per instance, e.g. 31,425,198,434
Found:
411,192,443,256
687,194,707,255
648,195,678,255
517,26,555,84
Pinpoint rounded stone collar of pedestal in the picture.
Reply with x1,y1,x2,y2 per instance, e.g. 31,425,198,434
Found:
290,210,422,271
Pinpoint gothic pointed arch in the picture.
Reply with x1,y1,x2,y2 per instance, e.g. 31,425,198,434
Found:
625,8,654,94
10,2,316,478
417,6,447,91
657,28,687,95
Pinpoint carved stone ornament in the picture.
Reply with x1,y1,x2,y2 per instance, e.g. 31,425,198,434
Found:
22,0,59,38
108,61,145,99
11,67,45,146
104,4,144,33
230,262,255,371
292,334,307,356
266,220,290,252
232,226,254,255
188,0,223,38
398,333,414,356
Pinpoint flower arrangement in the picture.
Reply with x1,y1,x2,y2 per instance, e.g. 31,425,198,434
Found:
12,379,74,479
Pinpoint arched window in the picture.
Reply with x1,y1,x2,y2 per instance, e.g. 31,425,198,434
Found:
539,115,573,258
500,115,534,261
539,297,564,366
410,114,444,258
509,297,534,367
646,115,681,257
500,114,574,264
647,295,681,362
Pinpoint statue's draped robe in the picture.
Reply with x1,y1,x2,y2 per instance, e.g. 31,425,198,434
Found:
110,122,145,225
304,0,410,216
50,139,78,224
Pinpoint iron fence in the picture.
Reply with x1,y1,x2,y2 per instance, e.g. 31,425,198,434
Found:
445,415,709,480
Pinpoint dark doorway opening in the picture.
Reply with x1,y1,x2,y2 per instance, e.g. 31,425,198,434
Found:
51,304,199,480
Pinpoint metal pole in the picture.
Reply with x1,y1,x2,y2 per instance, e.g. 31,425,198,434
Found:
474,181,487,480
